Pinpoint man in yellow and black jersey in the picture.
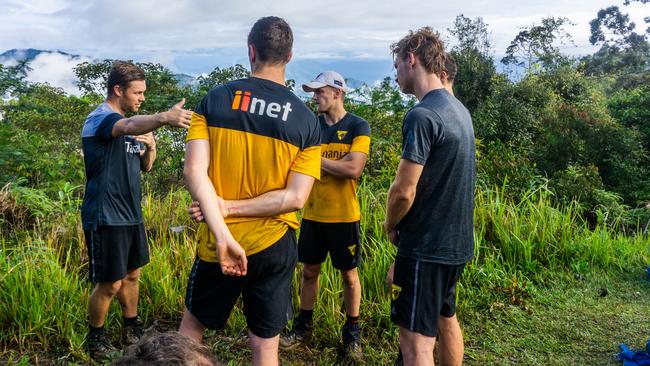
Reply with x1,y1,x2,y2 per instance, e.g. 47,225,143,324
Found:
279,71,370,362
179,17,321,366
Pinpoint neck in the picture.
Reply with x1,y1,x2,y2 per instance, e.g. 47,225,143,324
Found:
105,97,125,115
323,104,347,126
251,63,286,86
412,69,445,101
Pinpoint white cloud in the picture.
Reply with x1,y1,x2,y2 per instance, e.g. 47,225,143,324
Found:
2,0,648,61
0,0,647,83
23,53,93,95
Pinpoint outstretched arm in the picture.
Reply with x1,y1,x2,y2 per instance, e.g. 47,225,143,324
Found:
184,139,247,276
111,99,191,137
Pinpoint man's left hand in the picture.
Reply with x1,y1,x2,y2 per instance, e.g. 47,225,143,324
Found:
135,132,156,150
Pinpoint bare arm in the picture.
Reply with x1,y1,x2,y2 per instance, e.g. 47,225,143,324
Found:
384,159,424,244
136,133,156,172
321,152,368,179
111,99,191,137
184,139,247,276
225,172,316,217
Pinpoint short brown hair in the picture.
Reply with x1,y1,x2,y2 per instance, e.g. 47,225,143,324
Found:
107,60,145,96
391,27,446,76
247,16,293,65
443,53,457,83
111,331,220,366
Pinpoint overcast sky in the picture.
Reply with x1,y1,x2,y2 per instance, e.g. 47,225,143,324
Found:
1,0,648,76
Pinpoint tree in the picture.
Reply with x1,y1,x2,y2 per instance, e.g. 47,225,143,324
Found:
0,60,30,97
447,15,496,113
608,86,650,151
584,3,650,77
502,17,575,73
74,59,112,97
195,65,249,92
589,6,637,48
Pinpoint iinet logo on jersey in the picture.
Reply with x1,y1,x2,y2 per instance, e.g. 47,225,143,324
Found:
231,91,292,121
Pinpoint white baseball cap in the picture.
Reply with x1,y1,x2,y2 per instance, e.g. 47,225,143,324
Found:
302,71,348,92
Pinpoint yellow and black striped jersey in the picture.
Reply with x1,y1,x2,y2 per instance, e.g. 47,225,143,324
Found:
187,77,321,262
302,113,370,223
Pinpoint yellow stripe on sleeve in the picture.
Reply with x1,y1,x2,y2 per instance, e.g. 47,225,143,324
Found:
349,135,370,155
290,145,321,180
186,112,209,141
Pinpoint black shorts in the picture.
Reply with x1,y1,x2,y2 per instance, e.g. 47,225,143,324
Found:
298,219,360,271
185,228,298,339
390,256,465,337
84,224,150,283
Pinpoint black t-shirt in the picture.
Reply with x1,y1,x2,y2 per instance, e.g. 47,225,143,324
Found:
397,89,476,265
81,102,145,230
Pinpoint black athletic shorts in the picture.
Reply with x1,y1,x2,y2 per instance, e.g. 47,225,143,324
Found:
185,228,298,339
84,224,149,283
390,256,465,337
298,219,360,271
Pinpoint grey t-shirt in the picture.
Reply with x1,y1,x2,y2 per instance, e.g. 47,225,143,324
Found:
397,89,476,265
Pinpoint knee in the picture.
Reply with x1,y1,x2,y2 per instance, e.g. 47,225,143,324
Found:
437,315,459,335
341,269,359,288
302,265,321,282
97,280,123,297
123,269,140,283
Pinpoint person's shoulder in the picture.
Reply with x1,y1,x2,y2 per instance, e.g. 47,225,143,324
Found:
86,102,117,119
449,95,472,118
288,98,317,122
405,104,435,121
84,102,122,125
346,112,371,134
347,112,369,126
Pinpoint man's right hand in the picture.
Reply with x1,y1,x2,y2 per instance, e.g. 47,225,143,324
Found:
387,228,399,247
386,262,395,290
216,235,248,276
164,98,192,129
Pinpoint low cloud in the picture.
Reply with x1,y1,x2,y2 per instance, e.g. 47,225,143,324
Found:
1,52,94,96
2,0,648,63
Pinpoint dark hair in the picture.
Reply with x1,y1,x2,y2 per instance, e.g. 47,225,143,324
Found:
443,52,457,83
107,60,146,97
111,331,220,366
247,16,293,65
391,27,446,76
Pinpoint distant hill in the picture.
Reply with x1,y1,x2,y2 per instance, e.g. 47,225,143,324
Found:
0,48,395,95
174,73,197,87
0,48,81,64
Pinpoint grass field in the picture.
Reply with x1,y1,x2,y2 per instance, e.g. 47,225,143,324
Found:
1,182,649,365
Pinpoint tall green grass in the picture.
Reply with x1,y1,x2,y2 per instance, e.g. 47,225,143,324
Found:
1,181,648,360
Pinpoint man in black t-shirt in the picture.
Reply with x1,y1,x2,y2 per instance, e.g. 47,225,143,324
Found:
384,28,476,366
81,61,191,361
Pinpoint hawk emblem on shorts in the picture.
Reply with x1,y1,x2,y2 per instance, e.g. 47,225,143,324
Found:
337,130,348,140
348,243,356,256
391,284,402,300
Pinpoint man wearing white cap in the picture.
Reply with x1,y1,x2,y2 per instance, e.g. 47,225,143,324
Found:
280,71,370,362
